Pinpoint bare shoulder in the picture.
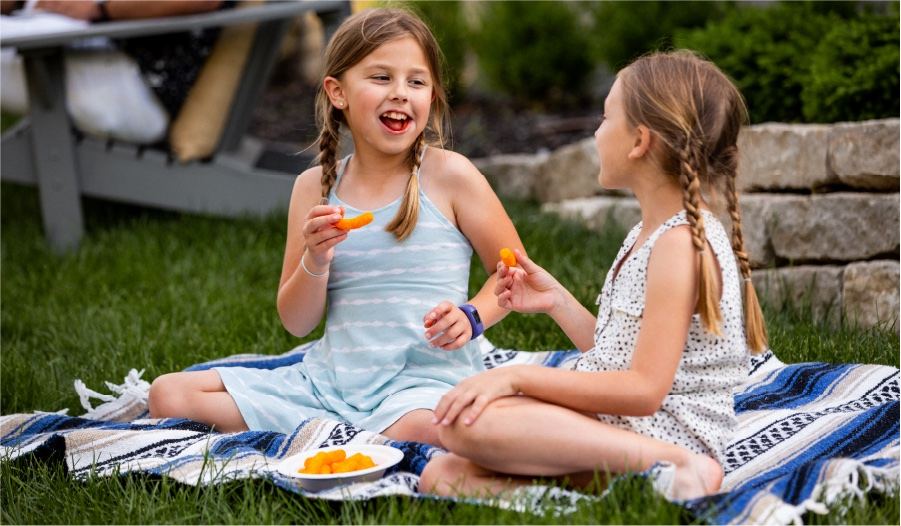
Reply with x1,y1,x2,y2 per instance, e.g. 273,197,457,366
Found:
422,147,486,189
648,225,697,277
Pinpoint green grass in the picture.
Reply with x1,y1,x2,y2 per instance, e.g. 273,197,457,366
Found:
1,182,898,523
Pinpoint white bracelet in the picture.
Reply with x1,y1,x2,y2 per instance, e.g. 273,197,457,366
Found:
301,251,328,278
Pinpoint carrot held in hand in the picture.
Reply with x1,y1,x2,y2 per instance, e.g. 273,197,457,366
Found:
335,211,374,230
499,247,517,267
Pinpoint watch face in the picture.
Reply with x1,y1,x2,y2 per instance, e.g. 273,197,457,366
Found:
471,309,482,325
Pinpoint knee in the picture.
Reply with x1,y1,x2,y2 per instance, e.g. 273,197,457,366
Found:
147,373,187,418
436,414,489,457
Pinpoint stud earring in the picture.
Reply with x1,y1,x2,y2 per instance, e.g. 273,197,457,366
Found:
336,101,344,108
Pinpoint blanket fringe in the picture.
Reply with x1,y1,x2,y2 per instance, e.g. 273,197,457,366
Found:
73,369,150,421
768,458,900,525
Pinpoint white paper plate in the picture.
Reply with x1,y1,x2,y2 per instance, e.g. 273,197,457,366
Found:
276,444,404,492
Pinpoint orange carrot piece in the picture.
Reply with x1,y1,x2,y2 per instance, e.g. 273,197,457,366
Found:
499,247,517,267
335,211,374,230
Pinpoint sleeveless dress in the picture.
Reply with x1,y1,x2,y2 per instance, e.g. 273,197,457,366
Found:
214,154,485,434
573,209,750,464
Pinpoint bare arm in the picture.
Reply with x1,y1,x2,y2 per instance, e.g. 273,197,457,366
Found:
276,168,347,337
436,226,700,423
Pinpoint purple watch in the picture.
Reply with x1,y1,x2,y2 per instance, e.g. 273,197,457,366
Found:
458,303,484,340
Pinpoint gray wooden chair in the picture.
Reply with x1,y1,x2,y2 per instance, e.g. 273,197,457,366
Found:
1,1,350,252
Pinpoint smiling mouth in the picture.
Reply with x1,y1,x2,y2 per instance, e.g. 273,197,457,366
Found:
379,111,411,133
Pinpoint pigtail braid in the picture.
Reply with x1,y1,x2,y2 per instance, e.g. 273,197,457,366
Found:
315,113,341,200
385,133,425,241
723,147,768,353
679,134,723,335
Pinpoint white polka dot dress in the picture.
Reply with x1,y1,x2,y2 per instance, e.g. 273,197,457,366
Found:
574,209,750,464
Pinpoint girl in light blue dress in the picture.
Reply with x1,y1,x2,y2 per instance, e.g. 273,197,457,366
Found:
146,8,523,447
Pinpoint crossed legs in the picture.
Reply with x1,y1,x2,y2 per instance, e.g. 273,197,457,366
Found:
419,396,722,500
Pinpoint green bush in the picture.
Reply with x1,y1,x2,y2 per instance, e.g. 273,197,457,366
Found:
589,1,732,70
676,2,899,124
803,13,900,122
405,0,468,99
676,3,841,123
470,1,593,107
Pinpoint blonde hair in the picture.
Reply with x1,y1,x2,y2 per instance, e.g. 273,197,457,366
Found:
314,8,448,241
618,50,767,354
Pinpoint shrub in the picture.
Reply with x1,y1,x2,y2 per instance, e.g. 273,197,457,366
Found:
405,0,468,99
802,13,900,122
469,1,593,108
676,2,841,123
589,1,731,70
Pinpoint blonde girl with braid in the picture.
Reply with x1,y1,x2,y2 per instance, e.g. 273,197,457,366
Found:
421,50,767,499
147,8,524,446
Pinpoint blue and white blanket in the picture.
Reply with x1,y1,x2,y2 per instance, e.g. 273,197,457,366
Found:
1,339,898,524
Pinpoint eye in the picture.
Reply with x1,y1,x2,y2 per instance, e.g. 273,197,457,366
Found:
371,75,390,82
409,79,427,87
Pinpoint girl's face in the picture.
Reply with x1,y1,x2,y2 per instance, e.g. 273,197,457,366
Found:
332,37,434,158
594,78,637,190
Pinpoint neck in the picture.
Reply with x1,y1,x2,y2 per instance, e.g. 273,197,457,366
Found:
630,171,696,230
346,140,413,184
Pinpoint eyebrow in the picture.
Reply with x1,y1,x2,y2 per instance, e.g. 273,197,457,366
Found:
365,64,430,76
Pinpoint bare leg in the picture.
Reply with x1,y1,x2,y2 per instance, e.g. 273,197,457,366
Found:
148,370,248,433
429,396,722,500
382,409,441,447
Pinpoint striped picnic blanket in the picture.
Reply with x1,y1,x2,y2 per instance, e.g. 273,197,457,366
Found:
1,339,898,524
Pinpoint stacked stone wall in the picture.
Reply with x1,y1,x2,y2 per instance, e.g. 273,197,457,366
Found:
475,118,900,330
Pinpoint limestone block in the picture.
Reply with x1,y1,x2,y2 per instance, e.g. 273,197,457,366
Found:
766,193,899,262
828,119,900,190
737,124,836,191
752,266,844,324
541,196,641,233
473,152,547,201
536,137,603,203
842,260,900,330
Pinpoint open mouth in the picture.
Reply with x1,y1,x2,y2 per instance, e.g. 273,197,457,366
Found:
379,111,412,133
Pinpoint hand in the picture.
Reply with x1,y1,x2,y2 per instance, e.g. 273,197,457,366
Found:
423,301,471,351
302,204,347,272
495,249,561,314
433,366,523,426
36,0,101,20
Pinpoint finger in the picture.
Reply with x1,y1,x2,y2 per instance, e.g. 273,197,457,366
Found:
307,227,347,250
441,393,474,426
513,248,541,273
433,392,454,423
462,395,489,425
440,331,470,351
497,290,512,309
434,321,465,347
424,310,457,341
307,205,342,220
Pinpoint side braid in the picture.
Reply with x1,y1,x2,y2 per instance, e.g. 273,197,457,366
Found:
679,134,723,335
723,150,768,353
385,133,425,241
315,116,341,201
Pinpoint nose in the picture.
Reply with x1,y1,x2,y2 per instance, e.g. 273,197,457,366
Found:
390,80,409,102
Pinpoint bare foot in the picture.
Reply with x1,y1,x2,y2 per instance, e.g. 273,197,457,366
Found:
671,453,723,500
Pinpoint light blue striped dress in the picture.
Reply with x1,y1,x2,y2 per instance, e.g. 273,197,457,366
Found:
215,155,485,434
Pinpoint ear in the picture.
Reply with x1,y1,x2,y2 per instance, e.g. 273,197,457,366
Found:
323,76,346,109
627,125,652,160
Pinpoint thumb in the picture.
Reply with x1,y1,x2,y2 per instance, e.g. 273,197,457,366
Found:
513,249,542,273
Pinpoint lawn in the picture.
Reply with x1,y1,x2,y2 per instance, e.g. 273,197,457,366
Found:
1,182,898,524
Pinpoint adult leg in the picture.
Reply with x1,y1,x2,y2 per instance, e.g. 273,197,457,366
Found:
430,396,721,499
148,370,248,433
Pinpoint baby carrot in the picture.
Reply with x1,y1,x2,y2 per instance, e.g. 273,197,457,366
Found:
335,211,374,230
499,247,517,267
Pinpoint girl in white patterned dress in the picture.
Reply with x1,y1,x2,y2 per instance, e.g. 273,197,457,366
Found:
421,51,768,499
